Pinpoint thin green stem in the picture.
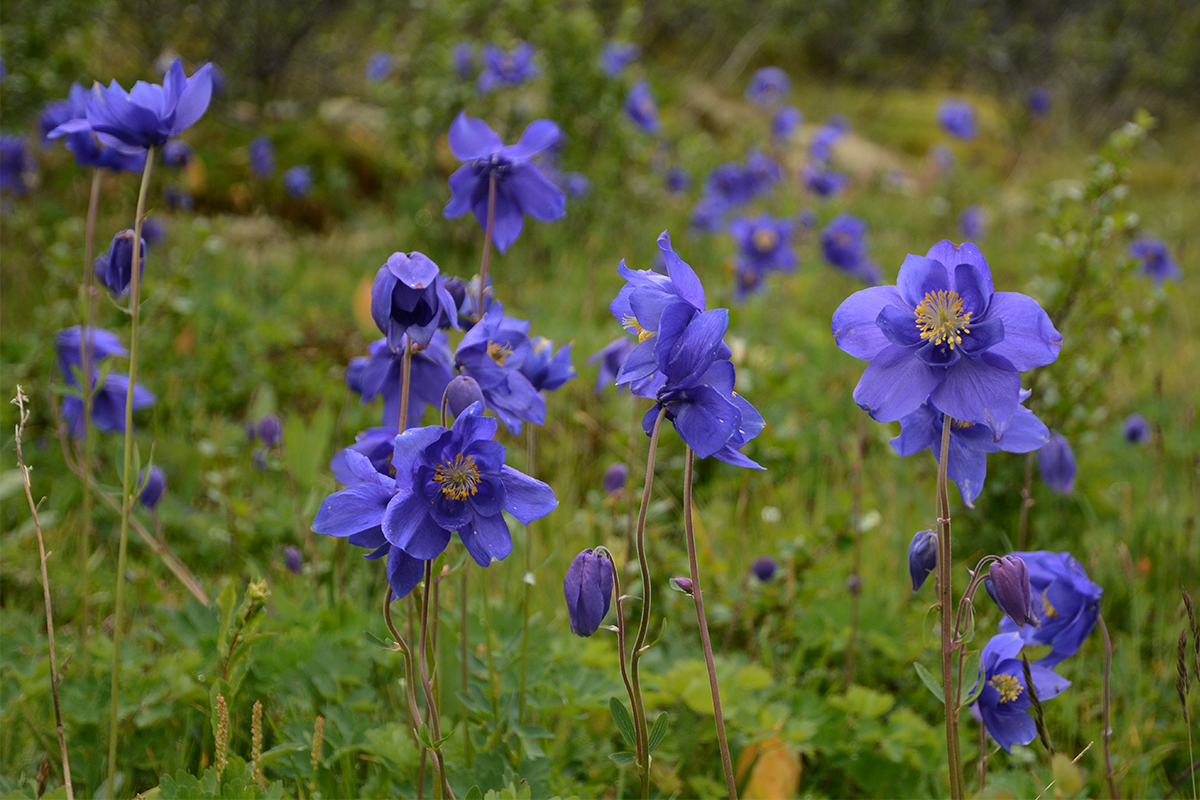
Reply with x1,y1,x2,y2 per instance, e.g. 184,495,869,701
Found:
78,168,102,658
519,424,535,724
398,341,412,432
1098,613,1117,799
107,148,155,789
460,569,473,766
418,561,452,800
629,407,668,800
682,448,738,799
936,413,963,800
595,547,641,769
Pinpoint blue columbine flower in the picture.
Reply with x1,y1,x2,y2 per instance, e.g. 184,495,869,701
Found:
141,216,166,249
443,111,566,254
330,426,399,484
49,60,213,154
890,394,1050,507
624,80,661,134
745,66,790,107
520,337,576,392
689,196,729,234
971,632,1070,753
704,162,756,208
1037,430,1076,494
312,402,557,591
959,206,986,239
564,548,614,636
356,334,455,429
731,215,796,275
257,414,283,447
1123,413,1150,444
772,105,802,142
998,550,1103,667
0,136,33,195
476,42,538,93
588,337,637,396
603,462,628,495
601,41,640,78
93,230,146,298
370,251,459,352
937,98,977,140
365,51,394,83
452,43,477,82
282,165,312,198
665,166,691,194
138,465,166,509
248,135,275,178
831,240,1062,434
745,150,782,195
454,302,546,434
1128,238,1181,284
908,529,938,593
802,163,847,198
54,326,127,388
821,214,881,285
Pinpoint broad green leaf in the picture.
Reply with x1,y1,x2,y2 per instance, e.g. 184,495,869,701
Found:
913,661,945,704
609,697,637,749
608,751,637,767
648,712,669,752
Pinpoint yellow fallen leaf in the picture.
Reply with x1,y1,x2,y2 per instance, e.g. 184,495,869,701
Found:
735,736,801,800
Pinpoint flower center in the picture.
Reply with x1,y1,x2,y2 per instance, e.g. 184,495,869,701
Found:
752,227,778,253
487,341,513,366
989,674,1023,704
1041,589,1058,619
433,453,480,501
952,419,975,429
915,289,972,349
621,315,654,343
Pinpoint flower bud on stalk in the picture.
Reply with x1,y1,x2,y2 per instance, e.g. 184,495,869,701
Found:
908,529,938,594
986,555,1038,627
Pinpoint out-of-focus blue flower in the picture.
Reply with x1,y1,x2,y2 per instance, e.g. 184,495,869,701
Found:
603,462,627,495
54,326,126,387
772,105,802,142
751,556,778,582
908,529,938,593
802,163,846,198
959,206,986,239
564,548,613,636
93,230,146,298
477,42,538,93
61,371,155,438
820,214,880,285
163,185,193,211
1037,431,1075,494
248,136,275,178
1128,238,1181,284
0,136,33,194
704,162,756,208
730,215,796,296
40,98,75,145
444,112,566,254
138,465,166,509
346,356,368,395
356,334,454,429
161,139,193,169
985,555,1037,627
588,336,637,396
937,99,977,140
370,251,459,351
208,63,227,97
1123,413,1150,444
49,60,214,154
520,337,576,392
999,550,1103,667
798,208,817,229
1027,87,1051,119
745,150,782,195
452,43,476,82
809,123,844,163
454,302,546,434
689,196,728,233
891,394,1049,506
283,165,312,199
745,66,790,107
141,216,165,249
257,414,283,447
284,544,303,574
365,51,394,83
832,241,1062,433
929,144,955,175
601,41,640,78
624,80,661,134
312,403,558,595
665,166,691,194
445,374,484,417
971,632,1070,752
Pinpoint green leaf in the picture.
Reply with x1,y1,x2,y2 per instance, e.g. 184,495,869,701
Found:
647,712,668,752
608,751,638,767
913,661,944,704
363,630,393,649
258,743,308,766
464,788,483,800
609,697,637,749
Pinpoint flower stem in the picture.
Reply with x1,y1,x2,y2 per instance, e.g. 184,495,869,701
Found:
107,147,155,789
519,424,535,725
460,570,473,766
844,413,867,686
78,167,102,659
682,447,738,799
476,172,497,320
1098,612,1118,799
418,561,452,800
936,413,963,800
629,406,668,800
596,546,642,769
398,340,413,432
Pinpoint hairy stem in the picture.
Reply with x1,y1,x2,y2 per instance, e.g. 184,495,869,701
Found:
78,168,103,658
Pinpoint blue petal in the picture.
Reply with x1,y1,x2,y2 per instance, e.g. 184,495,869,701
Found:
852,344,943,423
672,385,739,458
891,403,938,456
445,164,480,218
875,304,923,348
981,707,1036,753
659,307,728,384
507,161,565,221
450,400,499,444
929,356,1021,436
312,483,394,537
459,512,513,566
370,266,397,335
958,315,1005,355
392,426,447,481
658,231,706,311
171,63,213,133
467,476,507,517
896,254,950,309
926,240,993,297
502,118,560,159
386,251,440,288
985,292,1062,370
484,186,524,254
995,405,1050,453
945,436,987,507
386,547,426,600
831,285,907,361
499,465,557,524
448,111,503,161
953,262,991,318
382,492,451,559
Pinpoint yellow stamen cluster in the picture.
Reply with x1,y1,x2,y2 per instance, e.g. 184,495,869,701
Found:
487,340,513,366
1041,589,1058,619
952,419,975,430
989,674,1023,704
434,453,481,501
621,315,655,343
915,289,972,349
752,227,779,253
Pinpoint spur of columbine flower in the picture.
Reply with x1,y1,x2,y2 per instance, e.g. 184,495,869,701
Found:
831,240,1062,435
370,251,459,351
453,302,545,434
444,112,566,253
890,392,1050,506
970,632,1069,752
49,60,214,154
998,550,1102,667
312,402,557,583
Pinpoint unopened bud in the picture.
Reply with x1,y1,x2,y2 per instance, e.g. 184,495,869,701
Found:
669,577,694,596
985,555,1038,628
908,529,938,594
445,375,485,417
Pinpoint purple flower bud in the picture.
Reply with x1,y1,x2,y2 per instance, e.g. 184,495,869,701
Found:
908,529,938,594
563,549,613,636
249,136,275,178
93,230,146,298
138,465,166,509
751,556,778,582
445,375,485,417
603,462,628,496
253,448,267,471
845,573,861,594
284,544,303,574
669,577,694,595
1037,431,1076,495
985,555,1038,628
257,414,283,448
161,139,194,169
1123,413,1150,445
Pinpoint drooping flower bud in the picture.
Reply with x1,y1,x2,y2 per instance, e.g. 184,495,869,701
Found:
985,555,1038,628
908,529,938,594
1037,431,1076,495
751,556,778,582
1123,413,1150,445
669,577,694,596
563,549,614,636
94,230,146,298
138,465,166,509
284,545,303,575
445,375,485,418
257,414,283,448
603,462,628,496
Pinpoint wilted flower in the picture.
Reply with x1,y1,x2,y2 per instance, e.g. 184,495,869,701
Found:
971,632,1070,752
476,42,538,93
1027,87,1051,119
454,302,546,434
370,251,459,351
365,51,394,83
93,230,146,298
520,337,576,392
1128,238,1181,284
603,462,627,495
588,337,637,396
601,41,640,78
745,67,789,107
0,136,33,194
283,165,312,199
563,549,614,636
998,550,1103,667
985,555,1037,627
1037,431,1075,494
937,99,977,140
624,80,661,134
452,43,476,82
283,545,303,575
248,136,275,178
1123,413,1150,444
831,240,1062,434
138,465,166,509
751,557,778,582
772,106,802,142
959,206,986,239
257,414,283,448
444,111,566,254
908,529,938,593
161,139,194,169
49,60,214,153
820,214,880,285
